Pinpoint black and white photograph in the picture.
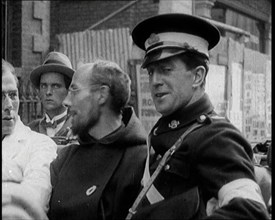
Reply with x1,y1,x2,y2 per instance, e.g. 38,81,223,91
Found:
2,0,271,219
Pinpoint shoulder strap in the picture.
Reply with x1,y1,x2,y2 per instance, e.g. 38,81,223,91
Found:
126,116,209,220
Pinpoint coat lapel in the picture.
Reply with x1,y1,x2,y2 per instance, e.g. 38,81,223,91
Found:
55,116,73,137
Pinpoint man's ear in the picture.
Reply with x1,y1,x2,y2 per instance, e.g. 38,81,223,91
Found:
192,66,206,88
98,85,110,105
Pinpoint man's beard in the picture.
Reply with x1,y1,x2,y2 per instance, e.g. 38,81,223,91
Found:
71,114,98,136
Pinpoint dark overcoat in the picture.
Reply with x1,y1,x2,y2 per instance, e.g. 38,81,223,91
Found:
48,107,147,220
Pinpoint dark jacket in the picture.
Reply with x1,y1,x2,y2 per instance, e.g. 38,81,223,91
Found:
133,94,269,220
48,107,147,220
28,114,73,145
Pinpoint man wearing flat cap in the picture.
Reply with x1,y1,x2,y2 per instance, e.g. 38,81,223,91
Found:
127,13,269,220
28,51,76,147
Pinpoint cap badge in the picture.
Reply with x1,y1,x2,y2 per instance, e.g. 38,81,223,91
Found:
182,42,199,53
147,33,160,46
168,120,180,129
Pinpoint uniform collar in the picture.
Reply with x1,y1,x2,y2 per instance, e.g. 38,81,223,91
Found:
152,93,214,135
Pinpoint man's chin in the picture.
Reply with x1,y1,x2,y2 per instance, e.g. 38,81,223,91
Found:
2,127,15,137
43,103,57,111
71,123,91,136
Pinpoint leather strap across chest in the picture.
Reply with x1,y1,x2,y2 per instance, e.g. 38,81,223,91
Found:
126,117,209,220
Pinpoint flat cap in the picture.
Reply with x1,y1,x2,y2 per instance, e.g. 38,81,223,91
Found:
132,13,220,68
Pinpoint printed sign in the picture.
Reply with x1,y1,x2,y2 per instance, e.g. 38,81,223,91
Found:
136,64,161,134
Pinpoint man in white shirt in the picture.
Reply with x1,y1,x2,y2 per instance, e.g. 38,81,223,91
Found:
2,59,57,219
28,51,76,147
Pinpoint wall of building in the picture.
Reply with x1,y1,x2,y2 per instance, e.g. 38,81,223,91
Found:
50,0,159,50
216,0,270,22
6,1,22,69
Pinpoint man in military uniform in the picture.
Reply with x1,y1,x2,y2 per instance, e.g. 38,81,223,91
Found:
28,51,76,147
129,13,269,219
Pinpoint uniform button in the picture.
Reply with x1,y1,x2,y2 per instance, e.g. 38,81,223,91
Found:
156,154,162,160
164,164,170,171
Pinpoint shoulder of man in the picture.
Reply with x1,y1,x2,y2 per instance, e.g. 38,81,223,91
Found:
56,143,79,160
28,129,57,148
28,118,42,131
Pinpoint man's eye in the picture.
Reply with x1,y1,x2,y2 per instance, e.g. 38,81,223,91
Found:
161,67,172,72
147,69,153,76
8,92,18,99
40,84,47,89
53,84,61,89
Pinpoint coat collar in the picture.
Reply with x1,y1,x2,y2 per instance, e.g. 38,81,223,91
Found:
152,93,214,135
78,123,125,146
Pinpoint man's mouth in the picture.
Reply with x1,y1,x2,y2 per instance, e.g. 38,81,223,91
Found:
3,116,13,121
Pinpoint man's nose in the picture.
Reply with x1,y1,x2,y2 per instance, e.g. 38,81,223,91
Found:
46,86,53,95
3,96,13,110
151,71,163,87
62,93,71,108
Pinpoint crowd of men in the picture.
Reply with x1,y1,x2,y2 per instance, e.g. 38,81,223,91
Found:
2,13,271,220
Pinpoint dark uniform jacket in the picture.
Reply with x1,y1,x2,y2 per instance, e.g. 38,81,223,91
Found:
48,107,147,220
28,114,73,145
133,94,269,220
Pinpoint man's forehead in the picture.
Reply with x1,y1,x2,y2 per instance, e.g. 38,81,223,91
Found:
72,64,94,84
2,71,17,85
2,79,18,92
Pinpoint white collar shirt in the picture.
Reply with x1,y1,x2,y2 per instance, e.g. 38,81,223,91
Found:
2,116,57,211
45,109,68,137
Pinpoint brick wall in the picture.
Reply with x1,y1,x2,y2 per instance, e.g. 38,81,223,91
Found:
50,0,158,50
7,1,22,68
235,0,270,20
20,1,50,94
216,0,270,21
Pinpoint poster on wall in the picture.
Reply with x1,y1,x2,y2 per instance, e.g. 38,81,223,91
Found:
136,64,161,134
265,60,271,139
243,70,266,142
205,64,227,116
228,62,243,132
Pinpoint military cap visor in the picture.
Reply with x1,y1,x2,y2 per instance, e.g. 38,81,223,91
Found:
132,13,220,68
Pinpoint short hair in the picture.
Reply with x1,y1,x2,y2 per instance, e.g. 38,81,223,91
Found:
2,59,19,87
90,59,131,114
178,51,209,74
178,51,209,87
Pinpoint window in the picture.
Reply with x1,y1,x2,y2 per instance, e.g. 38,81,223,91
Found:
211,3,266,53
